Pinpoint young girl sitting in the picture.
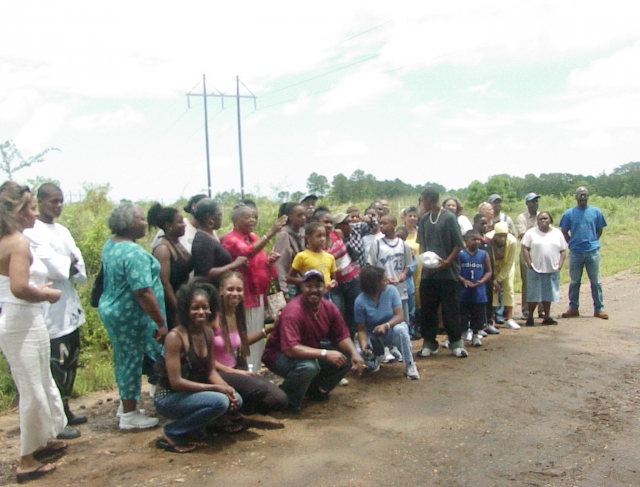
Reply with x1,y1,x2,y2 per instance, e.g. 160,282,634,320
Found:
214,271,288,415
154,281,242,453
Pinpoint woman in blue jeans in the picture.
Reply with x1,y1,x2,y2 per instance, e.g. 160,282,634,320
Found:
154,281,242,453
354,266,420,380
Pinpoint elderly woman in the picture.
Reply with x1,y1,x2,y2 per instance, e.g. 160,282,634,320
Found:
521,212,567,326
355,266,419,380
0,182,65,483
191,199,247,285
148,203,193,329
98,203,166,430
221,204,287,371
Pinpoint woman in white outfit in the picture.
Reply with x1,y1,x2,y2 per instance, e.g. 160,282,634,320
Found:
0,181,65,483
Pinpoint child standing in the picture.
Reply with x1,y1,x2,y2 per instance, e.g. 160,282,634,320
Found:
287,222,337,291
459,230,492,346
396,226,417,339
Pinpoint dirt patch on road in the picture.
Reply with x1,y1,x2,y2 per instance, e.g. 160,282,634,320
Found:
0,270,639,486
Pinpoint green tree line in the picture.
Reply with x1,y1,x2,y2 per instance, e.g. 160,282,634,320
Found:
309,162,640,206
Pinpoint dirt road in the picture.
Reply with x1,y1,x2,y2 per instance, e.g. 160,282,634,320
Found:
0,270,639,486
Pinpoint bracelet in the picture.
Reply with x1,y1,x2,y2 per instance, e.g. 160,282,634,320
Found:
262,328,267,338
262,234,269,241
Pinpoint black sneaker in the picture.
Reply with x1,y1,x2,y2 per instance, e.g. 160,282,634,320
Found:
306,385,330,402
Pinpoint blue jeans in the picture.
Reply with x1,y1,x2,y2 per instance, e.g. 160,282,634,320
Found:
359,322,414,367
329,277,360,335
568,250,604,311
270,352,351,409
154,390,243,442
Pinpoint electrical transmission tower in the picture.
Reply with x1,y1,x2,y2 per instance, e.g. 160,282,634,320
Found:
186,75,256,198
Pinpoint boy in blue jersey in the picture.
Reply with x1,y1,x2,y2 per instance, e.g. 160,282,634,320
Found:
459,230,493,347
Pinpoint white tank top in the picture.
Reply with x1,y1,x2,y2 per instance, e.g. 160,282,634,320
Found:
0,251,47,306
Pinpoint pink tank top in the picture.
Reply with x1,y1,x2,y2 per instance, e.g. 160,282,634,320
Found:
213,327,241,368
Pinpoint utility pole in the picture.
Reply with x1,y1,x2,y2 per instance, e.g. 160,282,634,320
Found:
186,76,256,199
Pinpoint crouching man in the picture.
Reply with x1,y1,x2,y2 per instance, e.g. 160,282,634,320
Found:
262,269,365,413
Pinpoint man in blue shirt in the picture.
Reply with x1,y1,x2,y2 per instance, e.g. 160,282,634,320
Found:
559,187,608,319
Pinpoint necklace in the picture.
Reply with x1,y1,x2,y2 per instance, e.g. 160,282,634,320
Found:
429,207,444,225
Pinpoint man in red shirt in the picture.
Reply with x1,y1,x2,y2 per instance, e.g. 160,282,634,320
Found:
263,270,365,413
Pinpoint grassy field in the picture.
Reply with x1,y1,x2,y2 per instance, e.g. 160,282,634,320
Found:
0,193,638,411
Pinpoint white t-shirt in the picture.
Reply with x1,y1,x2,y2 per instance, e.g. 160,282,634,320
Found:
24,220,87,338
521,226,567,273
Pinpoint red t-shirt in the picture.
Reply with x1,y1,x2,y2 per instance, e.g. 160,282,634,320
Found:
261,294,350,368
221,229,277,309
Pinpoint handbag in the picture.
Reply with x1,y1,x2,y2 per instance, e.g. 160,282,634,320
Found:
90,265,104,308
264,291,287,323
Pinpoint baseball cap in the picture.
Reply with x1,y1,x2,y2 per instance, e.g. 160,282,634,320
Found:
299,194,318,204
488,194,502,203
525,192,540,202
332,211,349,226
301,269,324,283
493,222,509,234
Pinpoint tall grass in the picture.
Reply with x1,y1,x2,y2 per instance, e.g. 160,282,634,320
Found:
0,191,637,411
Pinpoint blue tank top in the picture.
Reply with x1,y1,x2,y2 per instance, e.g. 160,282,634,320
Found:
459,249,487,303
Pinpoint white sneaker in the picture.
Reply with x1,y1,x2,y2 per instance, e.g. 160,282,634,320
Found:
405,363,420,380
441,337,450,349
505,319,521,330
472,334,482,347
338,378,349,386
478,330,488,337
463,329,473,342
119,410,159,430
390,346,403,363
383,347,396,363
418,346,438,357
149,384,156,398
451,346,469,358
116,401,146,418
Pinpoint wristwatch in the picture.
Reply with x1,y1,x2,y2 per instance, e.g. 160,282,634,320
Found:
320,349,327,358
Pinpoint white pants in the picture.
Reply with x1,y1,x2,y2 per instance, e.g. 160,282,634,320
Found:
0,303,66,456
245,295,265,372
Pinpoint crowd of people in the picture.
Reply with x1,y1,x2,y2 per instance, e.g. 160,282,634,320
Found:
0,181,609,481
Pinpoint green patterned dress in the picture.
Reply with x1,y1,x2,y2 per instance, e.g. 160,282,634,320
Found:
98,239,164,400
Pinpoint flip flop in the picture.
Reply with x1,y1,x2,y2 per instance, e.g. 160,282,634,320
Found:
33,442,68,461
16,463,56,484
155,438,197,454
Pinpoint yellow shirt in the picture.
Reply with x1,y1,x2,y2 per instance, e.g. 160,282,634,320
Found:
291,249,336,285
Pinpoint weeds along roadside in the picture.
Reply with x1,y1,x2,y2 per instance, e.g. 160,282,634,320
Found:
0,192,638,411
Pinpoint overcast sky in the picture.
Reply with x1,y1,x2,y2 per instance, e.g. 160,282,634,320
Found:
1,1,639,203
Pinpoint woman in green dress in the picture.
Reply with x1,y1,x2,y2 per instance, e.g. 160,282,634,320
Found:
98,203,167,430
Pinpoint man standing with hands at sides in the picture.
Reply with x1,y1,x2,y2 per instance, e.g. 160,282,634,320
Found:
416,187,467,358
516,193,540,320
559,186,608,319
25,184,87,440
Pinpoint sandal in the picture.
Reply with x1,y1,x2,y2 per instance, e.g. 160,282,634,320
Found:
542,318,558,325
17,463,56,484
33,442,67,461
155,438,197,454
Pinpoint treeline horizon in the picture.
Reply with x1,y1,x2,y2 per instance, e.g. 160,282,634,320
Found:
259,161,640,209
